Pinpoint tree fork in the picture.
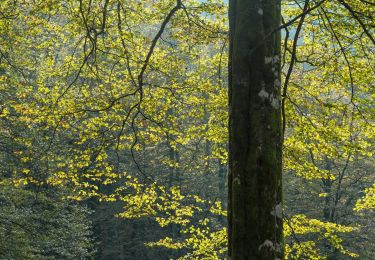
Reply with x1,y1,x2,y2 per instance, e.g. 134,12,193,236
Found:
228,0,283,259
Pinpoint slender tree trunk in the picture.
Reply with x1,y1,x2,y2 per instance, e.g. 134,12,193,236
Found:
228,0,283,259
218,161,227,224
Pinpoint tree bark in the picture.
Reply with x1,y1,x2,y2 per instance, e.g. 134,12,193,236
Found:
228,0,283,259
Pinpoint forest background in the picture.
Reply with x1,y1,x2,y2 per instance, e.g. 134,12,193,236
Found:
0,0,374,259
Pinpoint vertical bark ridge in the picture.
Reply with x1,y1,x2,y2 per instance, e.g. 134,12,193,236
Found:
228,0,283,259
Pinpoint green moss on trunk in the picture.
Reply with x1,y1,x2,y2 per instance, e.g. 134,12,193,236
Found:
228,0,283,259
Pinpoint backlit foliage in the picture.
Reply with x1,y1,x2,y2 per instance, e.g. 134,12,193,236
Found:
284,214,358,259
0,0,374,258
355,182,375,211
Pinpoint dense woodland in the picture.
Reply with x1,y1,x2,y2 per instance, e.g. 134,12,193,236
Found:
0,0,374,259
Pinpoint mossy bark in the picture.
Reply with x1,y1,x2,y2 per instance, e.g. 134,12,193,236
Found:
228,0,283,259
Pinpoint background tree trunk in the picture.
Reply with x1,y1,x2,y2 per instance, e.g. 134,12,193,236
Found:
228,0,283,259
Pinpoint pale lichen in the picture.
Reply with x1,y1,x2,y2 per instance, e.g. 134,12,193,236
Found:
258,239,274,251
271,202,283,218
274,78,281,88
258,88,269,100
265,55,280,65
264,56,273,64
270,94,280,109
233,177,241,185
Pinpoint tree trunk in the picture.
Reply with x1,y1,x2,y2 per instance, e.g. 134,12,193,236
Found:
228,0,283,259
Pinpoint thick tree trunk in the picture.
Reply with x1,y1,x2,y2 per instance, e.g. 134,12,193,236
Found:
228,0,283,259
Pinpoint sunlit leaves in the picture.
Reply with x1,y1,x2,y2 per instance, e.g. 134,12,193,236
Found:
284,214,358,259
1,0,374,258
355,183,375,212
